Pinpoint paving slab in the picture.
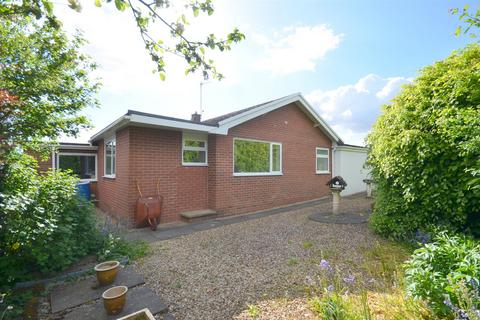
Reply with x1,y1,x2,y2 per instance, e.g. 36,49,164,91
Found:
180,209,217,219
63,286,168,320
309,211,370,224
50,267,144,313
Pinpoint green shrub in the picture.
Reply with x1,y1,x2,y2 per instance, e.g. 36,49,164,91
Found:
404,231,480,316
0,153,101,286
367,45,480,240
309,292,349,320
97,233,149,262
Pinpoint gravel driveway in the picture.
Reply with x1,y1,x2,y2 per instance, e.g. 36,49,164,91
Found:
134,194,382,320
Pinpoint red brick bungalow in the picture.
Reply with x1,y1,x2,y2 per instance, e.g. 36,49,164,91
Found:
45,93,347,226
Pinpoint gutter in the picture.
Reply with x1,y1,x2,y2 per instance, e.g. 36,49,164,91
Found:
89,115,131,143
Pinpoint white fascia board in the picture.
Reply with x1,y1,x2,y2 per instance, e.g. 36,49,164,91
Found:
336,145,367,153
297,95,343,143
90,114,217,142
58,145,98,151
210,92,343,143
89,115,130,142
129,114,214,133
209,93,302,135
217,93,301,127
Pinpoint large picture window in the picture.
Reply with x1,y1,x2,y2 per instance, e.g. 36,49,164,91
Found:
105,138,116,177
316,147,329,174
234,138,282,176
183,136,207,165
57,154,97,180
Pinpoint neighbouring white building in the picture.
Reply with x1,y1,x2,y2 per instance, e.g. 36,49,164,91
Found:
333,144,369,196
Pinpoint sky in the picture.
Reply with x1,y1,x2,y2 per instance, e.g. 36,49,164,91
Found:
55,0,473,146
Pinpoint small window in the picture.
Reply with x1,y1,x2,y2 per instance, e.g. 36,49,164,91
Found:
57,154,97,181
105,138,116,177
234,138,282,175
316,147,329,174
183,136,207,166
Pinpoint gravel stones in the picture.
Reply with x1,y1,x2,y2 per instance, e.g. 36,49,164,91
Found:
134,194,377,320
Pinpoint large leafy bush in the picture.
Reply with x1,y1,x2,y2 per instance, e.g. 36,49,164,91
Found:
404,232,480,316
367,45,480,239
0,154,101,286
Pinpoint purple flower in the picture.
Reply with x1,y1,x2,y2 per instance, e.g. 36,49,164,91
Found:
458,309,469,320
319,259,332,272
469,278,479,291
414,230,431,244
444,298,454,309
327,284,334,292
343,274,355,284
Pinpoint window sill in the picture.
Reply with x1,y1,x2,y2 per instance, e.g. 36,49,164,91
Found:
182,163,208,167
233,172,283,177
102,175,116,179
80,179,97,183
316,171,330,175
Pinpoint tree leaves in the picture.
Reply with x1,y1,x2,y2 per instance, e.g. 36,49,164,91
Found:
367,45,480,239
451,4,480,39
114,0,127,11
2,0,244,81
0,16,99,160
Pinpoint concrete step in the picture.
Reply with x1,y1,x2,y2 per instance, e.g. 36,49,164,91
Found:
180,209,218,222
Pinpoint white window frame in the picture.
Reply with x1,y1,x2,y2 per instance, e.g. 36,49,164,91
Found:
316,147,330,174
233,138,283,176
182,135,208,166
104,137,116,178
56,152,98,182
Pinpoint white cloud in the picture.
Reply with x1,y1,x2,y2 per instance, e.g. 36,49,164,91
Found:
306,74,411,146
340,109,352,117
252,24,342,75
52,1,252,142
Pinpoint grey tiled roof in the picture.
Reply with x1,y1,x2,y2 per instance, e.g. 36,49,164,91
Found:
201,97,285,125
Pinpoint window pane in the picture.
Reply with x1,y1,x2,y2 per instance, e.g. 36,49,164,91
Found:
59,155,96,179
82,156,96,179
317,158,329,172
106,154,112,175
183,150,206,163
112,153,116,174
184,140,205,148
105,140,116,175
59,155,81,176
272,144,281,172
234,140,270,173
317,148,328,156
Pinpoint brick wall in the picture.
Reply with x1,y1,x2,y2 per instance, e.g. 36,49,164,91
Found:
96,127,133,225
128,127,209,223
40,102,334,226
207,103,332,215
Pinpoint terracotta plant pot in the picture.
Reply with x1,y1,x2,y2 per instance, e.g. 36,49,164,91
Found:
117,308,155,320
94,260,120,286
102,285,128,315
